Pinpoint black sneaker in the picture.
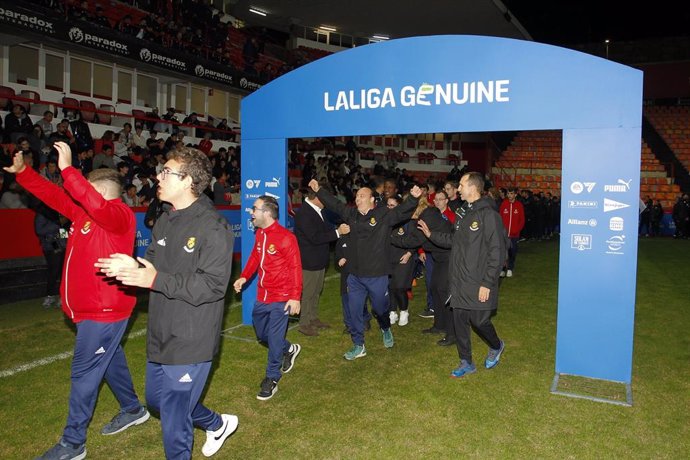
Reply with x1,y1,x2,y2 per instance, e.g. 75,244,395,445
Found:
281,343,301,373
256,377,278,401
418,308,435,318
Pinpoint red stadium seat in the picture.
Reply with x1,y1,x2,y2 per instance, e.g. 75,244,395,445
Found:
98,104,114,124
0,85,16,110
79,100,97,123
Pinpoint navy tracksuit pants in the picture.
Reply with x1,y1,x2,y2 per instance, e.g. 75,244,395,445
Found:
346,274,390,346
252,301,291,381
63,319,140,446
145,361,221,460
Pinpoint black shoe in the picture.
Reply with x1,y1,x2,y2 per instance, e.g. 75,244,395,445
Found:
256,377,278,401
418,309,435,319
422,327,444,334
281,344,301,373
437,337,456,346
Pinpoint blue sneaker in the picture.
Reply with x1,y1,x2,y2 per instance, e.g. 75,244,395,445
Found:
382,328,394,348
450,360,477,378
344,344,366,360
36,438,86,460
101,405,150,435
485,340,505,369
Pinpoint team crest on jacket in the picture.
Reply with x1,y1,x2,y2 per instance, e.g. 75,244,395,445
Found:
267,243,277,254
397,227,405,235
184,237,196,253
369,217,377,226
80,220,92,234
469,221,480,231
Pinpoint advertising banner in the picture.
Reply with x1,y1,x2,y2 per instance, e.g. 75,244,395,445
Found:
0,2,264,92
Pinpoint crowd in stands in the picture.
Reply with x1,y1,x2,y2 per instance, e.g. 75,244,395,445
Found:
0,107,242,209
29,0,317,80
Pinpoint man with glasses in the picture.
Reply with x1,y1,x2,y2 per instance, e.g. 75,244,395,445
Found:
96,148,238,458
234,196,303,401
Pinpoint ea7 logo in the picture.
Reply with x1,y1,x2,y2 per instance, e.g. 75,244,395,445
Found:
245,179,261,189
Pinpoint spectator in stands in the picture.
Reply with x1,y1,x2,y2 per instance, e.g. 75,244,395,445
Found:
69,0,92,22
132,124,147,150
113,133,129,163
93,145,116,170
181,112,201,136
28,125,48,164
212,170,231,205
70,114,94,153
37,111,55,137
144,108,160,131
198,131,213,155
5,104,33,143
243,37,260,74
42,159,62,185
93,5,111,28
17,137,41,172
0,181,29,208
500,187,525,278
122,184,141,207
48,121,74,150
74,148,93,175
117,14,136,35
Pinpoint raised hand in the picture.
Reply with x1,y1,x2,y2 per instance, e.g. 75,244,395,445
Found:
2,152,26,174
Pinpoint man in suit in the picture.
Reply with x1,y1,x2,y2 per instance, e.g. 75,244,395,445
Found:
294,189,350,336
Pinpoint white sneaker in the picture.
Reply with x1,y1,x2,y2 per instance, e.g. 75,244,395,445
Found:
398,310,409,326
389,311,398,325
42,295,54,308
499,270,506,278
202,414,239,457
506,270,513,278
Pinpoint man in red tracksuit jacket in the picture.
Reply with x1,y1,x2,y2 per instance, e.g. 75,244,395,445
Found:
234,195,303,401
5,142,148,460
499,187,525,277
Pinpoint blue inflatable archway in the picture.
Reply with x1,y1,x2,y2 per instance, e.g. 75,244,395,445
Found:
241,35,642,400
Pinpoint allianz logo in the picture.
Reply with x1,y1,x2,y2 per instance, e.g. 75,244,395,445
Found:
567,218,597,227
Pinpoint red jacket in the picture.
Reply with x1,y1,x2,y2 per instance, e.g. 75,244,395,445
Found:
240,221,302,303
500,198,525,238
17,166,137,322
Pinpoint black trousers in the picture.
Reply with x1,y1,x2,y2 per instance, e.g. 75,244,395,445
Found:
430,257,453,337
43,247,65,296
452,308,501,364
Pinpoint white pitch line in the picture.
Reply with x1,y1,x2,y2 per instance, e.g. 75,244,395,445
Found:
1,274,339,378
0,328,147,379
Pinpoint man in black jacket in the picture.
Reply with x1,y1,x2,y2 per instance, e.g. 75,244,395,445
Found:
96,148,238,458
419,172,507,378
309,179,422,360
294,189,350,336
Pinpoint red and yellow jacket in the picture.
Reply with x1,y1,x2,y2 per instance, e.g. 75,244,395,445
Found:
240,221,302,303
17,166,136,322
